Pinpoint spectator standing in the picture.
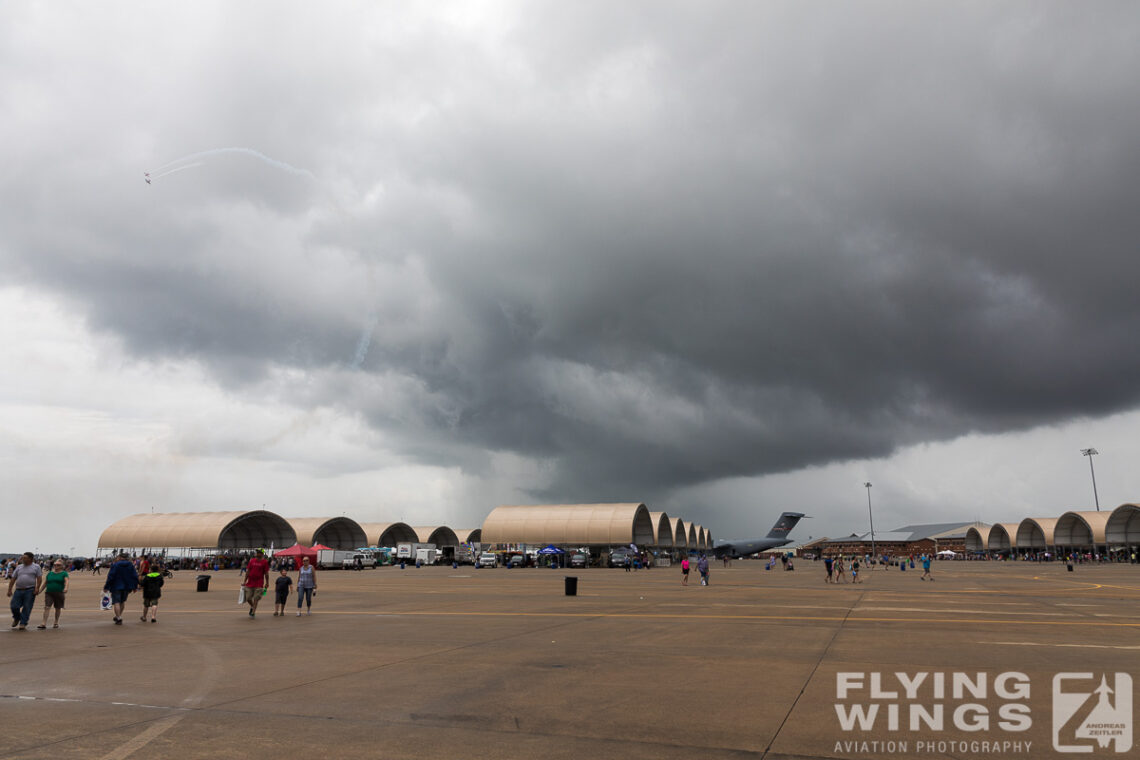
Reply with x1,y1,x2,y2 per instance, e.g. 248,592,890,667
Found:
680,556,690,586
296,556,317,615
104,552,139,625
8,553,44,630
242,549,271,618
37,559,69,629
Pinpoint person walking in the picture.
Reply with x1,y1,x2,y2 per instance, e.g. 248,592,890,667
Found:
8,553,44,630
273,567,293,616
242,549,271,618
680,556,690,586
697,554,710,586
37,558,69,629
921,554,933,581
103,552,139,625
296,556,317,615
835,556,846,583
139,563,164,622
824,555,834,583
851,556,861,584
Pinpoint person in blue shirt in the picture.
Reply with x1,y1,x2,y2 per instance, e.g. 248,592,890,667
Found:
103,553,139,624
920,554,933,581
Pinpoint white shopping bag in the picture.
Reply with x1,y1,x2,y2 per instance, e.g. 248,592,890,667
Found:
100,591,112,611
237,586,246,605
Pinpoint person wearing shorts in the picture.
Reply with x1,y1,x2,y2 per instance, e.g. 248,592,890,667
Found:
140,565,164,622
38,559,69,629
103,552,139,625
273,568,293,616
851,557,861,584
921,555,933,581
680,557,690,586
824,556,834,583
243,549,271,618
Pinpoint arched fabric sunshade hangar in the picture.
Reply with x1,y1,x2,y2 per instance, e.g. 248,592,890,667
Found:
1054,511,1109,550
1016,518,1058,555
359,522,418,547
690,524,704,551
704,528,713,548
287,517,368,550
671,517,687,550
687,523,699,550
965,525,992,553
98,510,297,553
457,528,482,544
1106,503,1140,546
414,526,459,547
481,504,656,547
987,523,1020,554
648,511,673,548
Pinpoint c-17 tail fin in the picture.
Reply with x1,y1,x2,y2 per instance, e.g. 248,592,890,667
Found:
766,512,805,540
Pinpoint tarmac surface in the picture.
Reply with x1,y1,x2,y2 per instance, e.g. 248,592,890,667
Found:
2,560,1138,759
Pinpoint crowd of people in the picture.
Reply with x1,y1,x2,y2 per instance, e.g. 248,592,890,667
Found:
7,548,324,630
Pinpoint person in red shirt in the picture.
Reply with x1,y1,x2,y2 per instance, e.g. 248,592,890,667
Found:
242,549,271,618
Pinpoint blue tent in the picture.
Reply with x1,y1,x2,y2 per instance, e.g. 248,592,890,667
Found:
536,545,565,555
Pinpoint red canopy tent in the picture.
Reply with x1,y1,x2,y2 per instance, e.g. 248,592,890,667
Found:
273,544,317,566
310,543,333,552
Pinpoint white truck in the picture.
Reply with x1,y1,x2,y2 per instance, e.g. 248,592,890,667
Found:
397,542,435,561
341,553,377,570
316,549,356,569
415,547,438,565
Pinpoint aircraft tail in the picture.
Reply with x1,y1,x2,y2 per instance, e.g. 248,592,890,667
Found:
766,512,805,540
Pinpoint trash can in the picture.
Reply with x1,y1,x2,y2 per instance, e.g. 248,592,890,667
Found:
900,562,906,572
1067,563,1074,572
196,574,210,592
564,576,578,596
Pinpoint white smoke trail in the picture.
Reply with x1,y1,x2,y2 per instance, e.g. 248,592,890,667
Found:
149,147,316,180
150,162,203,180
350,311,379,370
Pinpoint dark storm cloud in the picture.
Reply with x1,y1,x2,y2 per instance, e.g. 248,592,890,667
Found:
5,2,1140,500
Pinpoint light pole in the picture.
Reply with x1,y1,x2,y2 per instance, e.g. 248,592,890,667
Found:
1080,448,1100,511
864,482,876,567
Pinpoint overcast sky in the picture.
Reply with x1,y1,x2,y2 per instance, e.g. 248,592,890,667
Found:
4,1,1140,555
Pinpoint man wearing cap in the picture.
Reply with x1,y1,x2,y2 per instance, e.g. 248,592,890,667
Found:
242,549,271,618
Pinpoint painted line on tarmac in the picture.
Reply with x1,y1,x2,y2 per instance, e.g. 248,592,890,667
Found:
854,606,1067,616
0,694,184,711
266,609,1140,628
979,641,1140,650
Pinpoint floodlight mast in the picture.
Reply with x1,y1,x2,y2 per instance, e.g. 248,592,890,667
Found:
864,482,876,566
1080,448,1100,511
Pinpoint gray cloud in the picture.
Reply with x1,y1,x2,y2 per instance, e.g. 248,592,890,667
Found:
4,2,1140,505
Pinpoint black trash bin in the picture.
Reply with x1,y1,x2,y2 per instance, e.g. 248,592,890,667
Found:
564,576,578,596
196,574,210,592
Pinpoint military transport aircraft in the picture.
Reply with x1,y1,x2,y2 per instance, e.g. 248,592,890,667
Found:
712,512,807,558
